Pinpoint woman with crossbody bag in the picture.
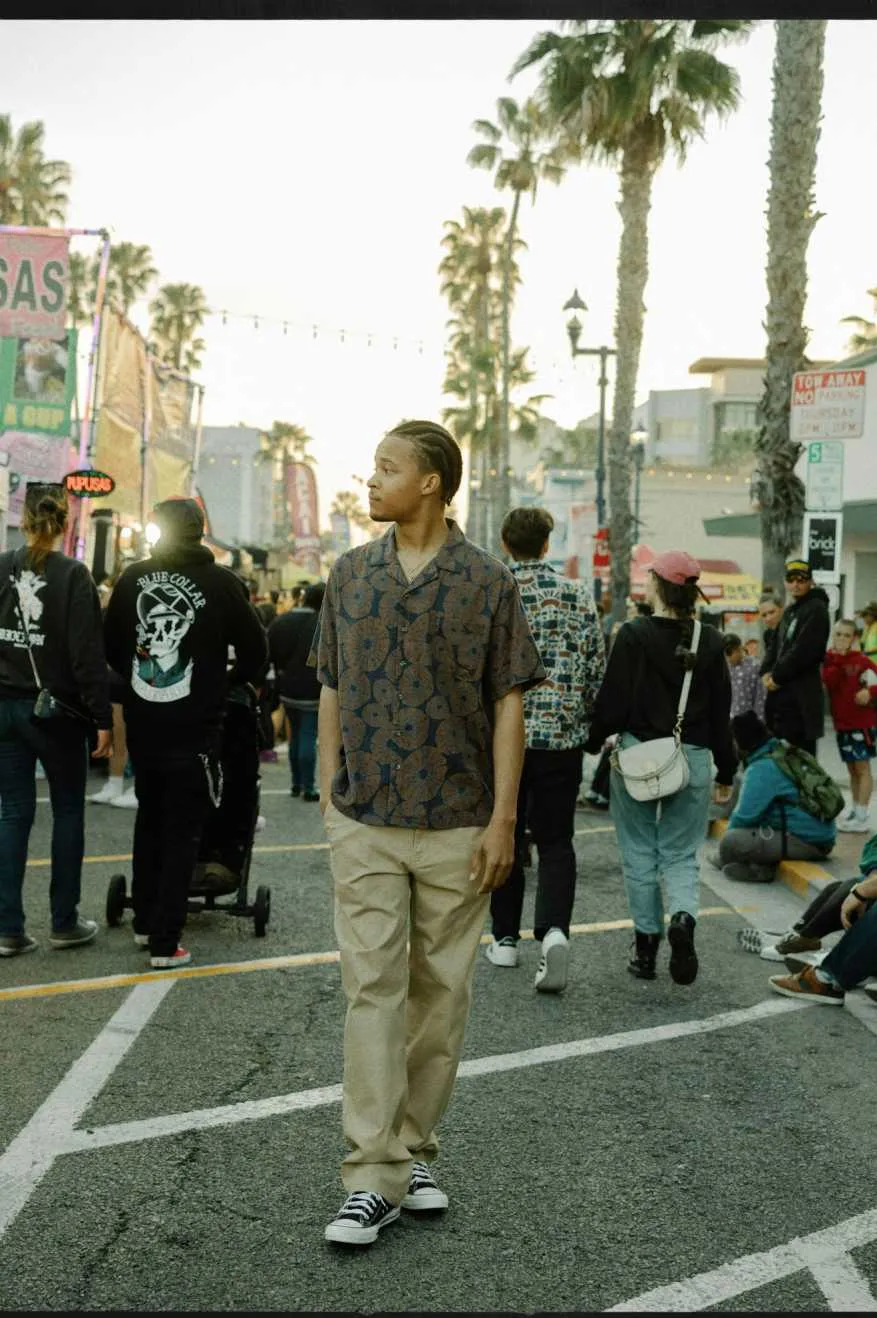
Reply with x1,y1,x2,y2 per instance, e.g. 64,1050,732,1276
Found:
0,483,112,957
585,550,737,984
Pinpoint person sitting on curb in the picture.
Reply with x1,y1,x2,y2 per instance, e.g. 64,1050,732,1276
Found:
707,711,836,883
768,832,877,1005
737,832,877,961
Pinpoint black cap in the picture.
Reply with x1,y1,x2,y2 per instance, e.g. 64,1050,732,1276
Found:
152,497,205,543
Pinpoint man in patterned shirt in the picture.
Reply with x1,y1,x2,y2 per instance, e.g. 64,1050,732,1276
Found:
485,506,605,994
311,420,545,1248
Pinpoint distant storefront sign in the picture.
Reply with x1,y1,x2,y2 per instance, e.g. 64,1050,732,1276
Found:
790,369,866,442
0,232,69,340
0,329,78,438
64,468,115,497
803,511,843,584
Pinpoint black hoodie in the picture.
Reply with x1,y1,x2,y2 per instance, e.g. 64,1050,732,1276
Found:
585,615,737,785
103,542,268,758
0,546,112,728
763,584,830,741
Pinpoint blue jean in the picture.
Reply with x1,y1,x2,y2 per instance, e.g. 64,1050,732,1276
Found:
821,900,877,990
609,736,713,935
285,704,318,793
0,697,89,936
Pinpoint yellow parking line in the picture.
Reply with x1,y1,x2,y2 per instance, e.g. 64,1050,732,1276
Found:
0,907,751,1005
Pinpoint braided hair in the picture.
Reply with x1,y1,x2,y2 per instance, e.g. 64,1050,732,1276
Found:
387,419,463,506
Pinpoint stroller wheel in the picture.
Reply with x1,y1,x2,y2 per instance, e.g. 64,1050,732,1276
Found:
253,885,271,937
106,873,128,927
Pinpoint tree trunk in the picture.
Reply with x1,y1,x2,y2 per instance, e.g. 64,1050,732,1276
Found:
499,191,521,532
608,141,654,623
754,19,826,599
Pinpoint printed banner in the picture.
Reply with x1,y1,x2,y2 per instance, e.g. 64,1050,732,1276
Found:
0,429,75,527
0,232,69,340
0,329,77,438
149,362,196,463
89,311,148,519
286,460,321,575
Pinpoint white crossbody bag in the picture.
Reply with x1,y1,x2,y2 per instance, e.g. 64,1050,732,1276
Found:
611,619,702,803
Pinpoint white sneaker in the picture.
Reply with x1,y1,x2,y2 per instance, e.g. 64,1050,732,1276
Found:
837,814,872,833
255,814,266,832
534,927,569,993
110,787,139,809
485,936,519,968
89,778,125,804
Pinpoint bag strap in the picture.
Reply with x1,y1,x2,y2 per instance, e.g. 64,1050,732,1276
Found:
673,619,701,739
9,566,44,691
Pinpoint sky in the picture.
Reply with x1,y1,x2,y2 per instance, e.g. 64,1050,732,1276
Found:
2,18,875,529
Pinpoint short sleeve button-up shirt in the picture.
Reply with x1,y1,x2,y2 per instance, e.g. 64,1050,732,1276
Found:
310,520,545,829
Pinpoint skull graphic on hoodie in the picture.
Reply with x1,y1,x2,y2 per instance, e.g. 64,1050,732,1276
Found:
132,576,203,703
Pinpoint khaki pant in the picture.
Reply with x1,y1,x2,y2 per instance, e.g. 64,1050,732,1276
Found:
323,802,487,1204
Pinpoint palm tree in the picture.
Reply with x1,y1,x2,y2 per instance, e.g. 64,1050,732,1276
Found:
840,287,877,357
105,242,158,317
149,282,209,373
751,21,827,595
514,19,752,617
67,252,93,328
0,115,71,226
467,97,565,519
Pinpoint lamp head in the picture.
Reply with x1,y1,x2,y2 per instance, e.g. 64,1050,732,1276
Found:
566,315,583,353
630,424,648,449
563,288,587,313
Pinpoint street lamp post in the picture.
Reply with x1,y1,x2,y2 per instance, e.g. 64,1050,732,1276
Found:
563,289,616,603
630,423,648,544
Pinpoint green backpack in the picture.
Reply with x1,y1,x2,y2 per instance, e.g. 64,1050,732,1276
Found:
769,742,845,823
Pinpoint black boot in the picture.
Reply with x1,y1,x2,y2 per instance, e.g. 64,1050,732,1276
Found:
628,931,661,980
668,911,698,985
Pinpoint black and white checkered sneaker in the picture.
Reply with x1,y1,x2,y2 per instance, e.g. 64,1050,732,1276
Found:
324,1191,400,1245
401,1161,449,1212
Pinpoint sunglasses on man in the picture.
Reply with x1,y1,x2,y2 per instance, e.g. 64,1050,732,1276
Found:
785,572,810,583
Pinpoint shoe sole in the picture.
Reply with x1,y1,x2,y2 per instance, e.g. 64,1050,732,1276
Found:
668,923,698,985
535,942,568,993
769,980,843,1005
324,1207,400,1245
400,1190,449,1212
150,954,192,968
0,941,38,957
49,931,98,949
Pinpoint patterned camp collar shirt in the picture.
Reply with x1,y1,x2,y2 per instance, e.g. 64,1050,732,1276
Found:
310,519,546,829
509,559,605,751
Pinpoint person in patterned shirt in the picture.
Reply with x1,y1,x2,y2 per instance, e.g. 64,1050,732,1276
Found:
485,506,604,994
311,419,545,1248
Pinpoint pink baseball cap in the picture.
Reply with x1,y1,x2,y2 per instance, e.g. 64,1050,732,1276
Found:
647,549,701,585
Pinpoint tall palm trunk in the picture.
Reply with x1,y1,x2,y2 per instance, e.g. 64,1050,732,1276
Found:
499,190,521,527
478,282,493,548
755,20,826,596
608,141,654,621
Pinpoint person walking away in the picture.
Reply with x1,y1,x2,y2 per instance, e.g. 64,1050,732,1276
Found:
0,482,112,956
312,420,545,1247
485,506,604,992
103,497,267,968
584,550,737,985
761,559,830,756
268,581,325,801
708,711,837,882
821,618,877,833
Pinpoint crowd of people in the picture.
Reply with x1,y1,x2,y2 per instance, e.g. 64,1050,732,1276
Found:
0,424,875,1250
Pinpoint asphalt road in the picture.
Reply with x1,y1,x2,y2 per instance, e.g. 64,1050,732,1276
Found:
1,755,876,1312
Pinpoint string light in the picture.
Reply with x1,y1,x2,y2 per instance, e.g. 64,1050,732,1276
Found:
208,305,436,354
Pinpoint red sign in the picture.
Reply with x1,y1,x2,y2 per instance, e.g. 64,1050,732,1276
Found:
285,460,321,575
0,233,69,341
791,369,866,441
64,468,115,497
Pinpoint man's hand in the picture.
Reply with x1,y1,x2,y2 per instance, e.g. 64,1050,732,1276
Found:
841,890,868,930
91,729,113,760
469,820,516,895
712,783,733,806
854,687,872,707
763,674,779,692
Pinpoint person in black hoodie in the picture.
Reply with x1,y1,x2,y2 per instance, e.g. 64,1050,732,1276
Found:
585,549,737,984
268,581,325,800
0,483,112,957
761,558,830,756
103,497,267,968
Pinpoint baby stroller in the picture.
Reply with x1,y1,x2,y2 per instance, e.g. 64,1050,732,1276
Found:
105,683,272,938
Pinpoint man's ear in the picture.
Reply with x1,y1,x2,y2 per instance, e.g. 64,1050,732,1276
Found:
421,471,441,499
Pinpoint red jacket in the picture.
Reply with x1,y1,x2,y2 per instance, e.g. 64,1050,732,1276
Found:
821,649,877,731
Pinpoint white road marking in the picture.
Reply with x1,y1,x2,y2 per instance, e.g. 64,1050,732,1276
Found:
608,1206,877,1312
58,997,806,1156
0,981,173,1241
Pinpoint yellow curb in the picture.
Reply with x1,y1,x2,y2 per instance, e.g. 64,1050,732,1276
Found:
776,857,834,900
